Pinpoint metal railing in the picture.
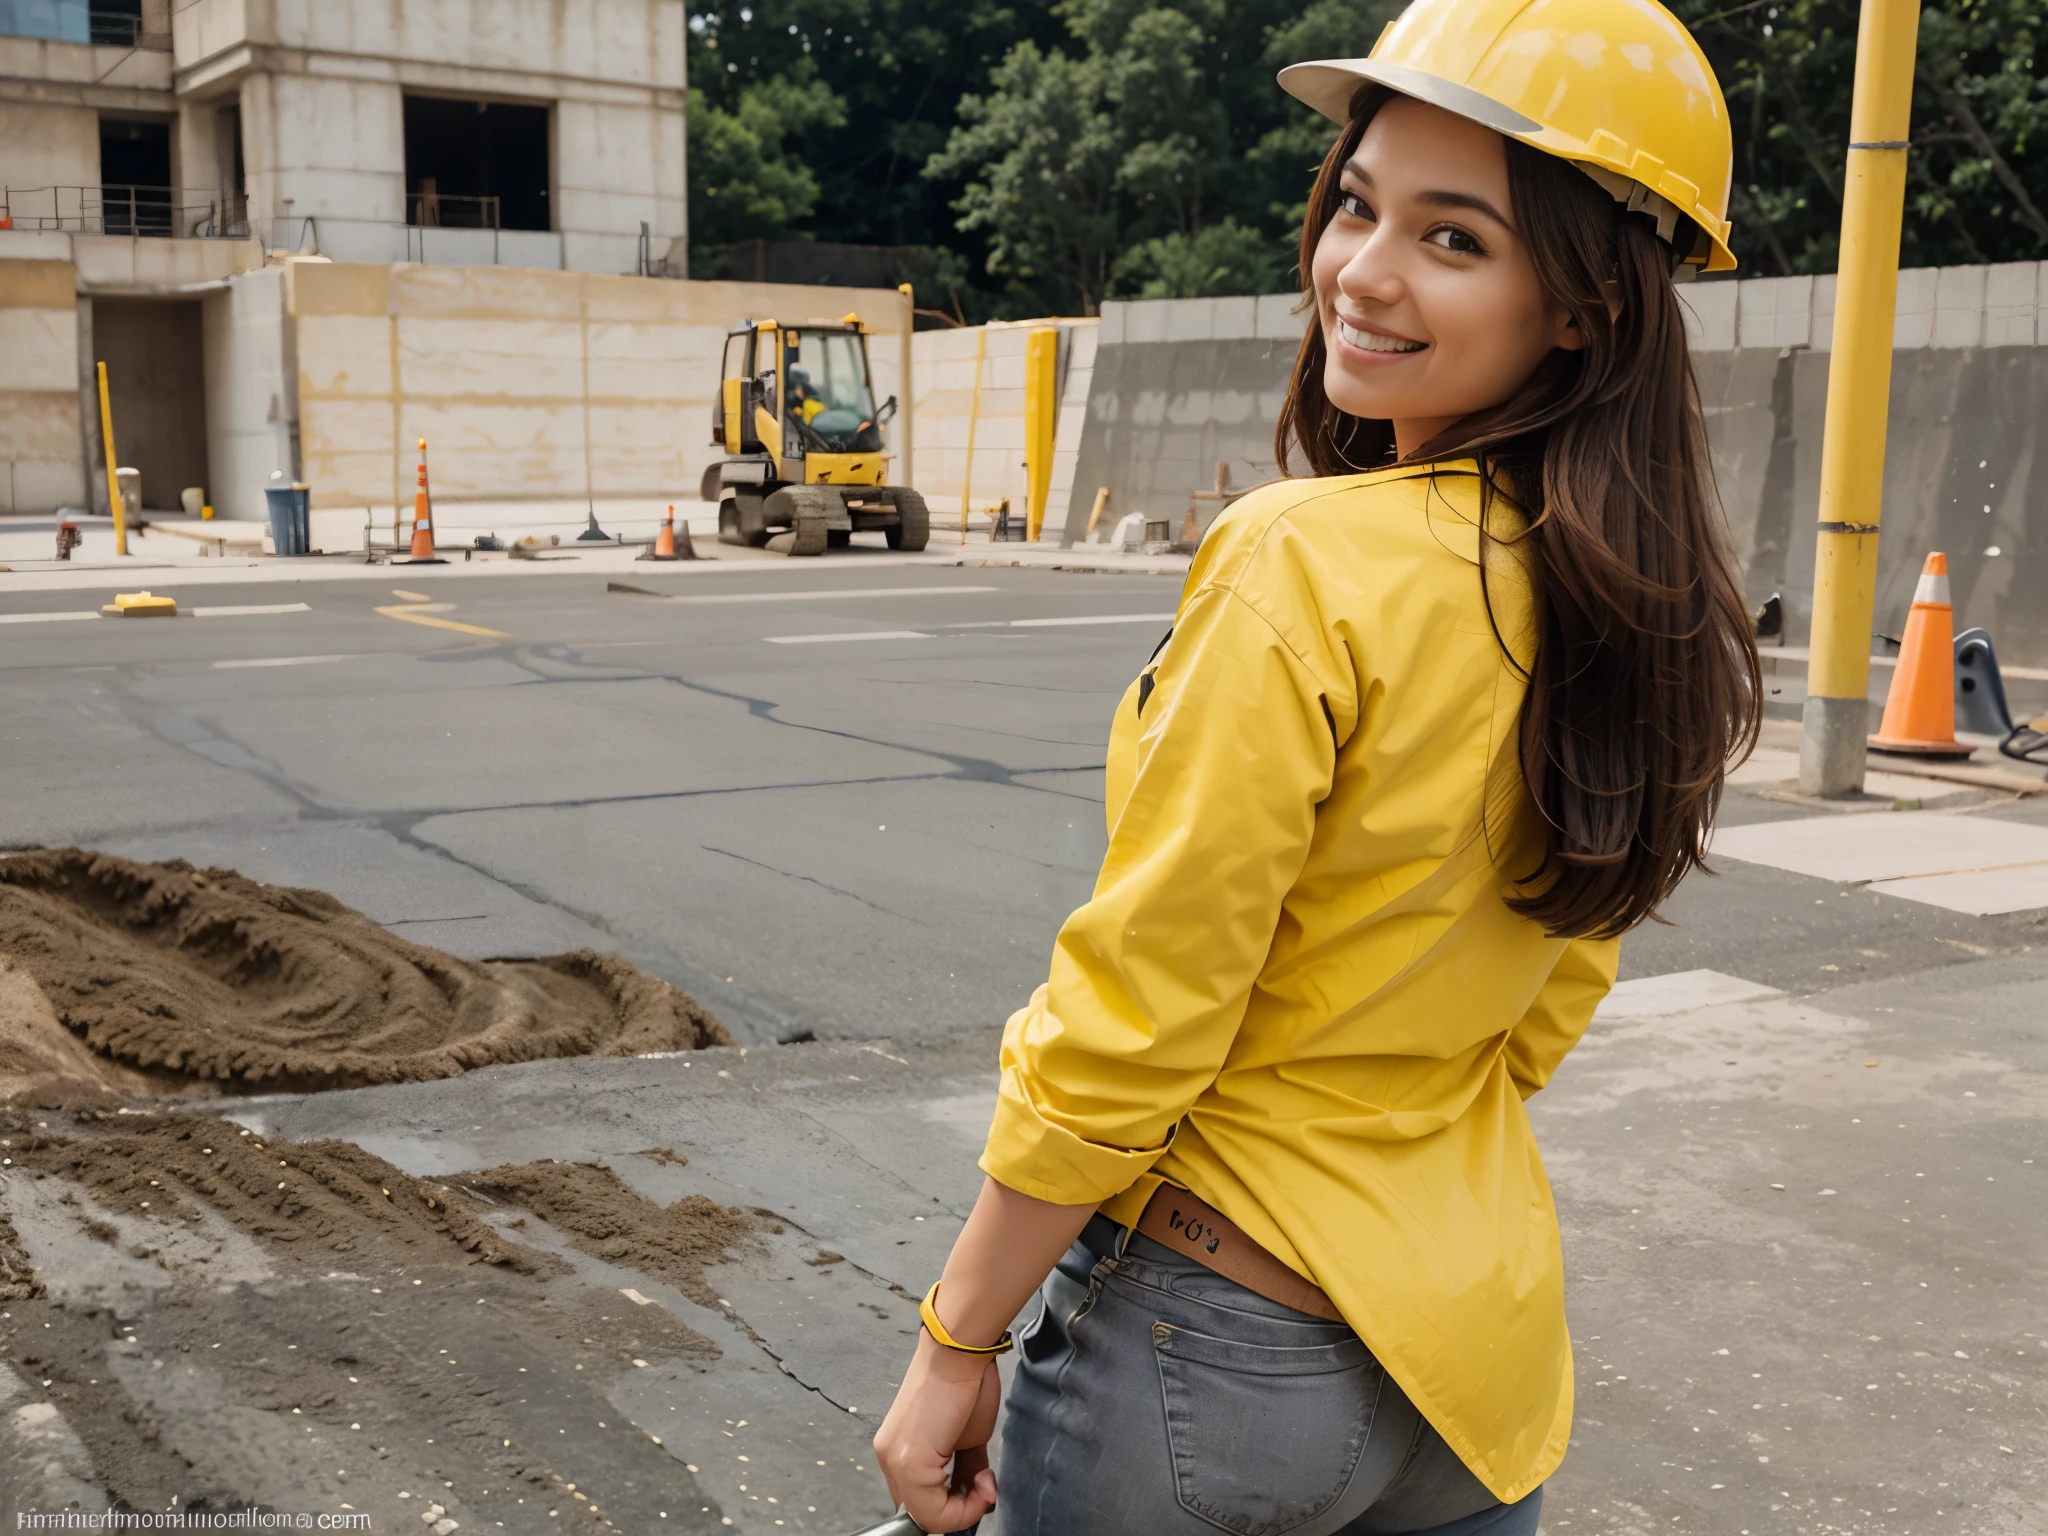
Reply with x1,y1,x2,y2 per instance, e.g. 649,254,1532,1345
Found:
88,10,141,45
406,191,500,229
0,186,250,238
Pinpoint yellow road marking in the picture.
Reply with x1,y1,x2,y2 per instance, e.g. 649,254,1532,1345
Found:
392,588,432,602
374,604,512,639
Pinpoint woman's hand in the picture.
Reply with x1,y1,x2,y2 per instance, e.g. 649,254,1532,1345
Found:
873,1334,1001,1531
872,1178,1099,1530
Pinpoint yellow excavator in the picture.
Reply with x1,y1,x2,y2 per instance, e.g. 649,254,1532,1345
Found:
702,313,927,555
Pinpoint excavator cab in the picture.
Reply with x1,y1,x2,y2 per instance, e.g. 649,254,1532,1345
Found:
706,315,927,555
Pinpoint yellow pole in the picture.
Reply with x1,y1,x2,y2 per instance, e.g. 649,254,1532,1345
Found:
1084,485,1110,541
1022,328,1058,542
1799,0,1922,796
958,325,987,543
896,282,916,490
96,361,128,556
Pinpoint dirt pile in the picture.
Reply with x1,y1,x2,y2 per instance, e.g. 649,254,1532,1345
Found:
0,1211,42,1299
461,1160,757,1306
8,1110,561,1273
0,849,729,1098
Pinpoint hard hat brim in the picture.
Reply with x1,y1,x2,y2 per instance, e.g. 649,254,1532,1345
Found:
1277,57,1737,274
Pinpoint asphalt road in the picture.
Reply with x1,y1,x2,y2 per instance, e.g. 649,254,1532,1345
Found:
11,558,2048,1042
0,560,1185,1045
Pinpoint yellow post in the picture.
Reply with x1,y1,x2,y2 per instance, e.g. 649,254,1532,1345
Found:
958,325,987,542
1799,0,1922,796
96,361,128,556
1084,486,1110,540
1022,328,1058,542
896,283,916,490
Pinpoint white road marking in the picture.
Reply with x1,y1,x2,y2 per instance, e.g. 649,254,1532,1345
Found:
214,654,362,669
1003,613,1175,628
0,602,308,624
655,585,999,605
765,630,934,644
1594,970,1783,1020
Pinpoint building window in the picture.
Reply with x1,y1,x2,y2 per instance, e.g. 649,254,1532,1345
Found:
402,95,550,232
98,116,172,234
89,0,141,45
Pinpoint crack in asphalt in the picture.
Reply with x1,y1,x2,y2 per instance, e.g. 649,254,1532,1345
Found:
67,641,1104,1044
700,846,929,927
527,642,1102,798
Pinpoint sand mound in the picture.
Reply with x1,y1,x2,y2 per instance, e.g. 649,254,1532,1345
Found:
10,1111,558,1272
461,1160,757,1307
0,1212,42,1300
0,850,729,1097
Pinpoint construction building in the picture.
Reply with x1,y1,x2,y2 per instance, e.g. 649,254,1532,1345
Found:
0,0,727,524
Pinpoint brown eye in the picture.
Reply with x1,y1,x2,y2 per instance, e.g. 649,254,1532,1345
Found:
1337,192,1376,222
1426,226,1485,256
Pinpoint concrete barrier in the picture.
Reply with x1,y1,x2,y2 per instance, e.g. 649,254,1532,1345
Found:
907,319,1096,537
1052,263,2048,665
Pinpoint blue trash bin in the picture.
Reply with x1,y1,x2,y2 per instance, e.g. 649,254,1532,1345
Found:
264,483,311,556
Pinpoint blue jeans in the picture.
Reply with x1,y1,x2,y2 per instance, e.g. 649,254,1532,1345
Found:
995,1216,1544,1536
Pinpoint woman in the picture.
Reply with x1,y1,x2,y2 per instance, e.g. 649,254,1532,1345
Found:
875,0,1760,1530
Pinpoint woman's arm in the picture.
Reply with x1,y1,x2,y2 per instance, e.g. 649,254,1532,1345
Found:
877,571,1344,1529
873,1177,1097,1531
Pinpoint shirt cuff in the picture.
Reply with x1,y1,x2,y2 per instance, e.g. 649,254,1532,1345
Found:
977,1064,1176,1207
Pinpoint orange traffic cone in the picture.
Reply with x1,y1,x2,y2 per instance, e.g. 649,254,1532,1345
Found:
637,504,697,562
404,438,443,563
1868,552,1973,758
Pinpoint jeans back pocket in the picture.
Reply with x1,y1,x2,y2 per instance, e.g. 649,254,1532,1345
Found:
1152,1320,1379,1536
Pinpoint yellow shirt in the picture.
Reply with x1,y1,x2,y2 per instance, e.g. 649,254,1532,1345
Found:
979,459,1618,1503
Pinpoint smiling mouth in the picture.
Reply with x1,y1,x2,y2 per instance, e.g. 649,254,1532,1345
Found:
1337,318,1426,354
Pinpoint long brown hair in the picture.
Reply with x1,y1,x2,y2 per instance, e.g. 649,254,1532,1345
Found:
1276,86,1761,940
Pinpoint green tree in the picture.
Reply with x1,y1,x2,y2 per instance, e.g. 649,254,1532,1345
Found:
1673,0,2047,273
928,0,1333,311
687,70,847,245
923,42,1123,312
1116,220,1290,297
1245,0,1407,233
686,0,1068,264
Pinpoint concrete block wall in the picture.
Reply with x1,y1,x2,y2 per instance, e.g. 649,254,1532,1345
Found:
1065,264,2048,669
908,319,1096,535
0,245,84,512
287,262,909,528
1691,270,2048,668
1067,293,1304,545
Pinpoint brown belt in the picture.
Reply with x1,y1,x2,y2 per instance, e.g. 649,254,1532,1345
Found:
1134,1186,1343,1322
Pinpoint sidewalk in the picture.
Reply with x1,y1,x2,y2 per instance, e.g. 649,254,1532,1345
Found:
0,508,1193,594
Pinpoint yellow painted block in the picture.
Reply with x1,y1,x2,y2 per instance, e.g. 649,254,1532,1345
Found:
102,591,177,617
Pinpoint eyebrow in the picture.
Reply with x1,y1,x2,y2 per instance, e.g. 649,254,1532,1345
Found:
1341,164,1514,230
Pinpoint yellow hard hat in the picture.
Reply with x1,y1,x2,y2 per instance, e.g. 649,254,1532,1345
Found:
1278,0,1736,274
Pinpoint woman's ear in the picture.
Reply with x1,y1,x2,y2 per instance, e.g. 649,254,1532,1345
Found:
1552,286,1624,353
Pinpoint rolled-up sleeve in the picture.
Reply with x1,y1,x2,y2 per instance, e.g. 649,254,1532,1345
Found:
1503,936,1619,1100
980,581,1339,1206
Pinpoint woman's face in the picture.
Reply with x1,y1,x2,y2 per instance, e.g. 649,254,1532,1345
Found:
1311,96,1581,461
